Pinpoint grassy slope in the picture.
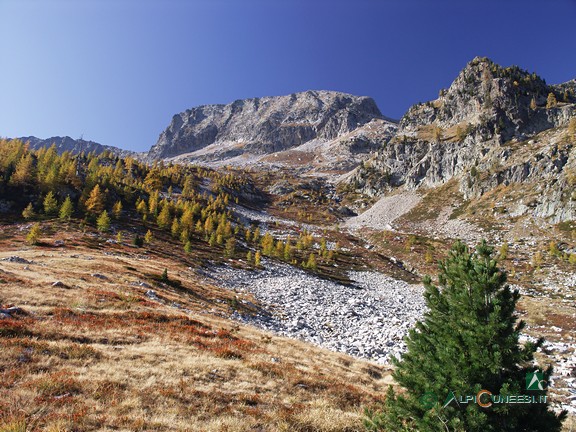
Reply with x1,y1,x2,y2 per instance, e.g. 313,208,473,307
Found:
0,221,391,432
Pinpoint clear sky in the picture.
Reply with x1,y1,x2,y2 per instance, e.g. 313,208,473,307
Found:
1,0,575,152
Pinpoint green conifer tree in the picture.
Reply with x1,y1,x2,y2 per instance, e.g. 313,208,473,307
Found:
225,237,236,257
306,253,317,270
26,222,42,245
59,196,74,221
96,210,111,232
184,240,192,254
365,241,565,432
43,191,59,216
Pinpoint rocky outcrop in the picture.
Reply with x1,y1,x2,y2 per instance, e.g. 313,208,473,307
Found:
148,90,393,164
349,57,576,222
19,136,136,158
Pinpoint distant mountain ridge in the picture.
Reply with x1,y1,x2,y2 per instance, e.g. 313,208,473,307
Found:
17,135,136,158
148,90,396,169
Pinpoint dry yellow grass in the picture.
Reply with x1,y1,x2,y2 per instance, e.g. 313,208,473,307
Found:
0,223,391,431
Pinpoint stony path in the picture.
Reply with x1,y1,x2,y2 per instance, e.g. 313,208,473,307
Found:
207,261,426,363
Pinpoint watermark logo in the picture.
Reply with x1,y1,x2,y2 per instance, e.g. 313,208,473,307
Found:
526,372,546,391
421,372,548,410
443,391,459,408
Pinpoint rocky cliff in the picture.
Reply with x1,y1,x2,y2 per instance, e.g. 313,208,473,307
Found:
348,57,576,222
148,90,394,167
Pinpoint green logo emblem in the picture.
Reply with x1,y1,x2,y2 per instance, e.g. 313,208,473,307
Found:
526,372,546,391
443,391,459,408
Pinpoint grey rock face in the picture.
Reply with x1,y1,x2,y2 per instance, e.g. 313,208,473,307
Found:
17,136,136,158
349,57,576,222
148,90,388,161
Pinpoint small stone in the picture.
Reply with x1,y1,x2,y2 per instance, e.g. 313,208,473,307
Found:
146,290,159,300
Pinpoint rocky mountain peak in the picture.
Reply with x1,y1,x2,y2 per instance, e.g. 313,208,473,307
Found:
399,57,574,144
148,90,389,161
347,58,576,222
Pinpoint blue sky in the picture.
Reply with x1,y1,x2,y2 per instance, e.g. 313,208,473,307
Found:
1,0,575,152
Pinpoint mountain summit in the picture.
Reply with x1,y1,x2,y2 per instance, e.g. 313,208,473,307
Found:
148,90,394,168
348,57,576,222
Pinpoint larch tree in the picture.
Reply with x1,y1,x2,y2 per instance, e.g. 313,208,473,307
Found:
43,191,59,216
10,153,36,187
112,201,123,219
26,223,42,245
144,229,153,244
96,210,111,232
84,184,106,216
59,196,74,221
157,204,172,229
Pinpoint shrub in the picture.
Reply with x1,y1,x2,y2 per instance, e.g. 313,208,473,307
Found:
532,251,544,269
498,241,509,260
22,203,36,220
144,229,153,244
546,92,557,109
132,235,144,248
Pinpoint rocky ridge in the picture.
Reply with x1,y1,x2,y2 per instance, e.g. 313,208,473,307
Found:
348,57,576,222
148,90,396,171
18,135,136,158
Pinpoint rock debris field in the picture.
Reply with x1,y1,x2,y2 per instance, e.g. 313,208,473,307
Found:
207,261,426,363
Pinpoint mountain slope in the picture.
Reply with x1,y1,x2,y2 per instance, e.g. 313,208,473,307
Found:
148,90,396,171
0,221,389,431
347,57,576,223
